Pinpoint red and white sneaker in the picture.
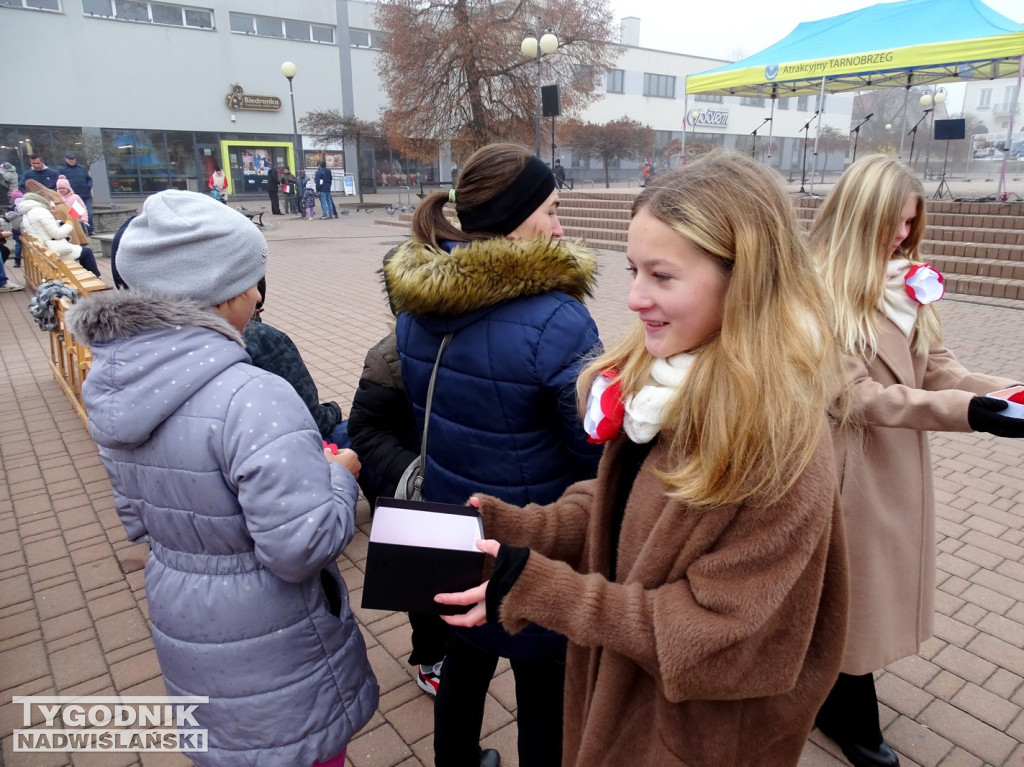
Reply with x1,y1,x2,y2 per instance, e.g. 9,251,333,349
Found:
416,660,443,696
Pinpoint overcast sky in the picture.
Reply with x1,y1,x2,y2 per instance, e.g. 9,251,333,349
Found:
609,0,1024,61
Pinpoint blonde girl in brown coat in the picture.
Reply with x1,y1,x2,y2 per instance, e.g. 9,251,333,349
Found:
436,151,853,766
810,155,1023,767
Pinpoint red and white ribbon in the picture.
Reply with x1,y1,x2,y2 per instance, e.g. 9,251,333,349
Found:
904,263,945,305
583,369,624,444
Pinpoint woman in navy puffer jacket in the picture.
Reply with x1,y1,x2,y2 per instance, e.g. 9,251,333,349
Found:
384,143,602,767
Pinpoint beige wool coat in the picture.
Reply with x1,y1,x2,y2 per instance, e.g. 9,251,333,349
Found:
477,428,849,767
837,312,1013,674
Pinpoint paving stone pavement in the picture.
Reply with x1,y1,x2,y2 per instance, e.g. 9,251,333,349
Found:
1,208,1022,767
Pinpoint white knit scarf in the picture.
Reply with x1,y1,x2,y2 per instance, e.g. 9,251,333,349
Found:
623,353,695,444
877,258,919,338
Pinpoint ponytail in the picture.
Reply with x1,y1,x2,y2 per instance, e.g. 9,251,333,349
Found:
410,191,470,245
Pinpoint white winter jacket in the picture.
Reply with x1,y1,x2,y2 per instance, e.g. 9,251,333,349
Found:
18,194,81,260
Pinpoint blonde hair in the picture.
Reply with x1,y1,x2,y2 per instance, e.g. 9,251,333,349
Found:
810,154,942,359
577,150,847,508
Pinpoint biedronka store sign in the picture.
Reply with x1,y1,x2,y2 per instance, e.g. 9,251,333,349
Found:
224,85,282,113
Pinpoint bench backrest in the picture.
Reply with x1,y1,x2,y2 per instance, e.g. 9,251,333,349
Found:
20,232,110,426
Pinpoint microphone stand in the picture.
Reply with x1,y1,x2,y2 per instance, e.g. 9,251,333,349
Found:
907,109,931,168
850,113,873,164
799,111,819,194
751,116,772,161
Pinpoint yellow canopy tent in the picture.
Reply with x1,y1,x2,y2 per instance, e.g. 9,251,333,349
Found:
685,0,1023,195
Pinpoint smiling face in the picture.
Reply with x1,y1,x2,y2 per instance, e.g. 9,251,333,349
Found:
890,194,918,255
507,188,563,240
626,209,730,359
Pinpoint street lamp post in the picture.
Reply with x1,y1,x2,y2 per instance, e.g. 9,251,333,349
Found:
280,61,303,193
919,86,946,180
521,28,558,158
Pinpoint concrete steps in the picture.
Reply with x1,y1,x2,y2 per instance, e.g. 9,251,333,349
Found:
375,191,1024,300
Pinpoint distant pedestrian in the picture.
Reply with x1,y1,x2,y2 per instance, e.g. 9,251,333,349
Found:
18,154,59,192
208,166,228,203
58,152,94,232
279,167,298,214
1,162,18,206
267,166,282,215
553,159,566,189
315,161,337,219
302,179,317,220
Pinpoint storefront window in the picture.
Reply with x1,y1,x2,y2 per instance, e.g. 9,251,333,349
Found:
0,125,85,176
227,142,293,193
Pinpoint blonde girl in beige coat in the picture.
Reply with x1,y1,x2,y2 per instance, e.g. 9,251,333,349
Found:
810,155,1023,767
436,151,853,767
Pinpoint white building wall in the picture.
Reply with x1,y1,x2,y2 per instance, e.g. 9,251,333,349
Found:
4,3,343,134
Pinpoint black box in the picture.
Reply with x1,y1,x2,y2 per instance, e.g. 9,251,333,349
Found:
362,497,485,614
934,119,966,141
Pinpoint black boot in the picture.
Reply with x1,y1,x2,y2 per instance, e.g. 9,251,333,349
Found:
816,673,899,767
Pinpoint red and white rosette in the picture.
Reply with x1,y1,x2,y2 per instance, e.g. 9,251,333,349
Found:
904,263,945,305
583,369,625,444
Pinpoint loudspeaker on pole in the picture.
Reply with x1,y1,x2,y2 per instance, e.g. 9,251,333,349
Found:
541,85,561,117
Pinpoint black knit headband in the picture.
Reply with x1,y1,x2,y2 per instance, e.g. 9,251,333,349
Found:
457,155,556,236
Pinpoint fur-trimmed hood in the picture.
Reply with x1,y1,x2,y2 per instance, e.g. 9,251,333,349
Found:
383,236,597,317
65,290,242,346
66,291,247,449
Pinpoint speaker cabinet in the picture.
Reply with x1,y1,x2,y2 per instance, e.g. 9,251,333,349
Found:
541,85,561,117
934,119,966,141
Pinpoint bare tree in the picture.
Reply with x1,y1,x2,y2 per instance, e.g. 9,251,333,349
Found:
375,0,620,155
814,125,849,181
563,117,654,187
299,111,383,203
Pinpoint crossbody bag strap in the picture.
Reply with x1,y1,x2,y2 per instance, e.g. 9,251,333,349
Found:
419,331,454,462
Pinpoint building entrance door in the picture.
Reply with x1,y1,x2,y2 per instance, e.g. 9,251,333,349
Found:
195,144,220,194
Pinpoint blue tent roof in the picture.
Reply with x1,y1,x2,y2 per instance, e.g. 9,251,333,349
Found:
688,0,1024,96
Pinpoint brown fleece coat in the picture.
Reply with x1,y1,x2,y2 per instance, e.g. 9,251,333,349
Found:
477,429,849,767
837,313,1013,674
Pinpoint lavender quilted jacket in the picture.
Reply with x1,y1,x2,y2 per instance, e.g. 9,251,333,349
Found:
66,292,378,767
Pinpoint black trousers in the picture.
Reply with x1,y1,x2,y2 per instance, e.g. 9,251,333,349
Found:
77,246,101,277
434,633,564,767
815,672,883,747
268,189,281,215
408,611,447,667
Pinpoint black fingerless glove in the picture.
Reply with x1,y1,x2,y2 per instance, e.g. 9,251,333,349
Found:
485,545,530,625
968,396,1024,438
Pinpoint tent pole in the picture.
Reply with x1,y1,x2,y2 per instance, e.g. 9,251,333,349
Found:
809,76,826,196
898,75,912,160
996,55,1022,201
767,87,777,164
682,85,688,165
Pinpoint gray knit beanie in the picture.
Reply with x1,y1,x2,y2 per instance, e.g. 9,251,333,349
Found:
117,190,268,307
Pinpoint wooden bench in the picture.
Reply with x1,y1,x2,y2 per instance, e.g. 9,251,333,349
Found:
21,233,111,426
417,180,453,199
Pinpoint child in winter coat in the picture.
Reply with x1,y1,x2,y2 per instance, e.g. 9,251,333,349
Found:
437,151,852,767
65,190,378,767
302,178,317,219
55,175,89,226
